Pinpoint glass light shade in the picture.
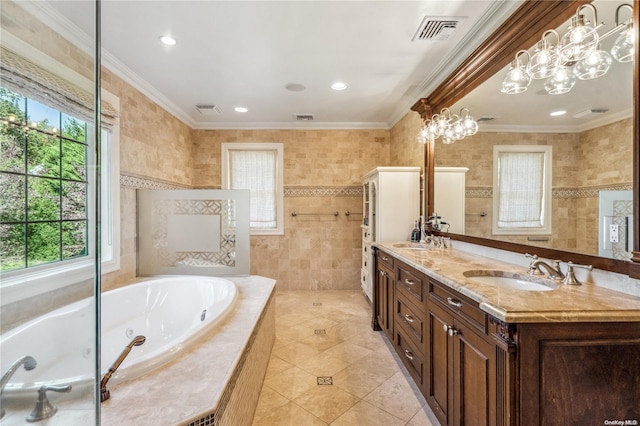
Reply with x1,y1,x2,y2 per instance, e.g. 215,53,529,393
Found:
544,66,576,95
501,61,531,94
441,133,455,144
463,116,479,136
528,42,559,79
611,26,635,63
573,47,611,80
452,119,466,140
416,126,428,144
559,16,599,63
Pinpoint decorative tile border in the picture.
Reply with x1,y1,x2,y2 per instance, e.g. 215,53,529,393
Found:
284,186,362,197
121,174,362,197
467,184,633,199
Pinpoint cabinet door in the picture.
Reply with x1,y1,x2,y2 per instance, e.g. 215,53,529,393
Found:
427,302,454,426
452,318,496,426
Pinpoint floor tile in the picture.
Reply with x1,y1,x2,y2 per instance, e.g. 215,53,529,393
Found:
332,364,391,398
297,352,352,377
253,386,289,422
252,401,327,426
263,366,318,400
274,341,321,365
330,400,406,426
364,376,424,421
322,341,373,363
408,403,441,426
293,385,359,423
264,355,293,378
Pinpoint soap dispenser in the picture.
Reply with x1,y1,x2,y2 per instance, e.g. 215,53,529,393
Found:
410,220,420,242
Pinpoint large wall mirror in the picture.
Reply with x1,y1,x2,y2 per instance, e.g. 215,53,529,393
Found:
413,0,639,276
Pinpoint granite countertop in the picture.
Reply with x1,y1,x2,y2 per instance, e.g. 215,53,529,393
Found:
374,242,640,323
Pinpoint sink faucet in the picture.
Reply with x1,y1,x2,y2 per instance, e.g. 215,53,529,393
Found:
101,335,146,402
1,356,37,419
529,259,565,280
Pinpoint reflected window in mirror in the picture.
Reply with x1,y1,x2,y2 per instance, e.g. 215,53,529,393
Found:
493,145,552,235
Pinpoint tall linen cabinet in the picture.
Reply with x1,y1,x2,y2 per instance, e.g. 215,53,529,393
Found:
361,167,420,301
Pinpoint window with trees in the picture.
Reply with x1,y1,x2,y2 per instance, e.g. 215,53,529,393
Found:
1,87,90,271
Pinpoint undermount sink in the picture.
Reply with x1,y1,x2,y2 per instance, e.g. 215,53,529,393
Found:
463,270,556,291
393,243,431,250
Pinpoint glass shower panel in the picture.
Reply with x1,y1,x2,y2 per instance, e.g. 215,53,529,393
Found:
137,190,251,276
0,0,99,424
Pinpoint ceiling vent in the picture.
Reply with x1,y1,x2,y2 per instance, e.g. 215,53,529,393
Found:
572,108,608,118
195,104,223,115
412,16,466,41
295,114,314,121
477,116,498,123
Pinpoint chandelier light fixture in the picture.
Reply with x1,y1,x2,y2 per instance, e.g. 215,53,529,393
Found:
417,108,479,145
501,3,634,96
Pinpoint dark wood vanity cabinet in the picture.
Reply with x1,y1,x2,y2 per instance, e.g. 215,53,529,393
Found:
372,248,640,426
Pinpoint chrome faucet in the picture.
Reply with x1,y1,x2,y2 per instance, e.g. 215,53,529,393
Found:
101,335,146,402
1,355,37,419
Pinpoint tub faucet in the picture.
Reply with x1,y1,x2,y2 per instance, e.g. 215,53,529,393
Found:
1,355,37,419
100,335,146,402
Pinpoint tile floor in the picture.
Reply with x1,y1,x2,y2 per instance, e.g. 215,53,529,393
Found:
252,290,440,425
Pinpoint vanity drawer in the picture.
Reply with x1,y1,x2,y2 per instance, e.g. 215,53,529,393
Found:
395,327,424,387
376,249,394,271
395,295,425,346
429,279,487,333
397,263,426,308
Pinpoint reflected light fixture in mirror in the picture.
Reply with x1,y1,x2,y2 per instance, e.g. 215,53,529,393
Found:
417,107,478,145
501,2,634,95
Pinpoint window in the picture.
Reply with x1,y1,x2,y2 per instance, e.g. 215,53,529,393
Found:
493,145,552,235
222,143,284,235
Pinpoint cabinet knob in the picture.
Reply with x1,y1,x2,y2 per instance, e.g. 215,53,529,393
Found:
382,256,389,261
448,327,460,337
404,314,415,323
443,323,451,332
404,349,414,360
380,270,386,277
404,279,415,286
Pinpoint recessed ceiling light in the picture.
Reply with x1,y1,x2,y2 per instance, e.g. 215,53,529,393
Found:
550,110,566,117
234,107,248,113
159,36,177,46
331,82,347,91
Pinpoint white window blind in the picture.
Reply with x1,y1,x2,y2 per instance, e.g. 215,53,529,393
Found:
493,145,552,235
222,143,284,235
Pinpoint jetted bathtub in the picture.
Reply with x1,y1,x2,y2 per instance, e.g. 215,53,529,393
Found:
0,276,237,398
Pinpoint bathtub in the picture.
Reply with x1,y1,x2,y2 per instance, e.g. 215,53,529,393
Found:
0,276,237,399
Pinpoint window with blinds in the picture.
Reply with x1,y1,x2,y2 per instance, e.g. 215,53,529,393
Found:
221,143,284,235
492,145,552,235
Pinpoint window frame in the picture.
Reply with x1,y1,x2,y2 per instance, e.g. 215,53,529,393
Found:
0,38,120,306
221,142,284,236
492,145,552,236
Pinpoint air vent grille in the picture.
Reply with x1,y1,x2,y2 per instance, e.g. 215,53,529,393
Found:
412,16,465,41
195,104,223,115
573,108,608,118
295,114,314,121
477,116,498,123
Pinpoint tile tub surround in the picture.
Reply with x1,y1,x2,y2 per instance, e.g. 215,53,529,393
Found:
100,275,276,426
252,290,440,426
374,242,640,323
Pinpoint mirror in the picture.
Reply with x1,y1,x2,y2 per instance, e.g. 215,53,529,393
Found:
413,0,639,274
438,0,634,260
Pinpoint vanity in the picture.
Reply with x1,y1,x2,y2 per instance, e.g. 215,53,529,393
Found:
372,242,640,426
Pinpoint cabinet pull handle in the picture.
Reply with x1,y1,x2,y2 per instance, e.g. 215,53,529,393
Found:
404,349,414,360
448,327,460,337
447,297,463,308
443,323,450,332
382,256,388,261
404,314,415,323
404,279,415,286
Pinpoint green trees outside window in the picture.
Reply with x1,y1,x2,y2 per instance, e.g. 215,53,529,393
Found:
0,87,89,271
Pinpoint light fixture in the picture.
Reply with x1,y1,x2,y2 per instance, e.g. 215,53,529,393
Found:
331,82,347,91
234,107,248,113
573,44,612,80
159,35,177,46
611,4,635,63
550,110,566,117
501,50,531,94
545,65,576,95
416,107,478,145
558,5,600,63
501,2,633,96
